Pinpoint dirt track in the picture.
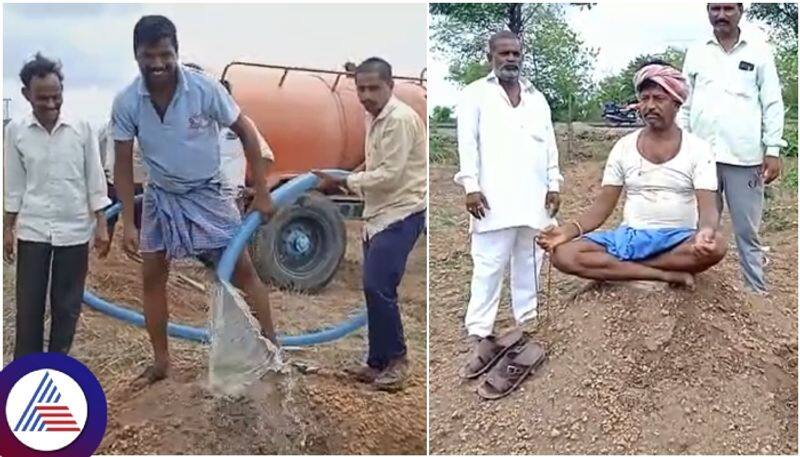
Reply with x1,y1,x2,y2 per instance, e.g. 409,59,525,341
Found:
3,221,427,455
428,125,798,454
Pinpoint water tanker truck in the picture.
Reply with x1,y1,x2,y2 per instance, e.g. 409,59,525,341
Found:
220,61,427,293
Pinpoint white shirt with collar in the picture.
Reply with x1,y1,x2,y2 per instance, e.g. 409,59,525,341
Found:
455,72,563,233
678,27,786,166
218,116,274,191
4,112,111,246
98,121,149,185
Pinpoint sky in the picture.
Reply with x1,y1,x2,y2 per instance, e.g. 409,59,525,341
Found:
428,1,772,111
3,3,427,126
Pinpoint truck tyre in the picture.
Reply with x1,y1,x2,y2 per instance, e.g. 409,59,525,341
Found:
250,191,346,293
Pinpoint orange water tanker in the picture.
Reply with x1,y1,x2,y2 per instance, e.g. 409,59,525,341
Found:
220,61,427,292
221,62,426,187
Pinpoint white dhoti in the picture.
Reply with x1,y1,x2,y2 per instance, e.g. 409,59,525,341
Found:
464,226,545,337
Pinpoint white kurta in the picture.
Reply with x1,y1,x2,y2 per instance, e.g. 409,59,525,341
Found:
455,73,562,337
455,72,563,233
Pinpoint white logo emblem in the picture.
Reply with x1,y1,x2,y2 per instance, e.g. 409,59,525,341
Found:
5,369,88,451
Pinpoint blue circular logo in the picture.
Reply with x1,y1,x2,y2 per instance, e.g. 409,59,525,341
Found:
0,353,107,457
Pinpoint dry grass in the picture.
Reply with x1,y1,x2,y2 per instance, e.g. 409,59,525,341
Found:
2,220,427,454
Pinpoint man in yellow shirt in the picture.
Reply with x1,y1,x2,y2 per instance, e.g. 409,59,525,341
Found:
315,57,426,391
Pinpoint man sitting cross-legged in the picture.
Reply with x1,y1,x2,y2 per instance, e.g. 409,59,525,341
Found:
537,62,727,288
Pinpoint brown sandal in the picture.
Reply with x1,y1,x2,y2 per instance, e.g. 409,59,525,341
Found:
477,341,546,400
459,328,524,379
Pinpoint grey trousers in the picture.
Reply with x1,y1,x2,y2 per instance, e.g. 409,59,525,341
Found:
716,163,765,292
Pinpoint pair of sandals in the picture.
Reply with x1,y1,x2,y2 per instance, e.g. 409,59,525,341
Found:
459,328,546,400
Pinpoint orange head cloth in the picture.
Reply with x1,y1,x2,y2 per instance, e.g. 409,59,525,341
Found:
633,64,689,105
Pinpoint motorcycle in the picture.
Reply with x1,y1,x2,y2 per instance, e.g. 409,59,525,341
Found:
602,101,642,126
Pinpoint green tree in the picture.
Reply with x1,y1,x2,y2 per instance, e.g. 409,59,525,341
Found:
747,3,797,38
775,46,798,120
430,3,597,121
430,106,455,124
447,61,491,86
747,3,798,154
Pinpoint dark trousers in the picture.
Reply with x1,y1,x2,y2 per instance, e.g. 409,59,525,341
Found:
14,240,89,359
363,210,425,369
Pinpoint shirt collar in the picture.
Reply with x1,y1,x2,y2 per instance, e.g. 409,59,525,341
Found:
137,63,190,97
485,71,531,92
372,95,400,122
707,26,748,49
24,111,74,131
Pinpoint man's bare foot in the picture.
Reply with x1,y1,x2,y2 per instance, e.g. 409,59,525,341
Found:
665,271,695,289
131,363,169,390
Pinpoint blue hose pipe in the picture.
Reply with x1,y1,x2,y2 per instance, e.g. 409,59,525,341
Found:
82,171,367,346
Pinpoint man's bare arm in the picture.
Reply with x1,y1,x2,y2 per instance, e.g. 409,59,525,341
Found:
569,186,623,237
229,115,268,197
4,212,17,229
537,185,622,251
695,190,719,231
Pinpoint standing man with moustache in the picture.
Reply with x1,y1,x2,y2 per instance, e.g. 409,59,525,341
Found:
314,57,427,391
112,15,277,387
4,53,111,358
679,3,786,294
455,31,562,381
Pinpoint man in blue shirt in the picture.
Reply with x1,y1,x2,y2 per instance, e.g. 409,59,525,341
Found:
112,15,275,387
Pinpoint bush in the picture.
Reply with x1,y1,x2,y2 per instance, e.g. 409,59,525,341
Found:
430,131,458,165
783,119,797,158
430,106,455,125
783,160,797,189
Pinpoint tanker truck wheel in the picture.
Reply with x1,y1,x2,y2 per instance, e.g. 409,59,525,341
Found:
250,191,346,293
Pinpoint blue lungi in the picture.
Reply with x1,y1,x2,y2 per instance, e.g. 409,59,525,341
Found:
139,180,241,263
584,226,695,261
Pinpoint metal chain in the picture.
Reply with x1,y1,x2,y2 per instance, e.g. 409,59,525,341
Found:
533,229,556,331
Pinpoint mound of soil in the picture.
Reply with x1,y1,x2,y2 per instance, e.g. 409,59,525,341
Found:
429,133,797,454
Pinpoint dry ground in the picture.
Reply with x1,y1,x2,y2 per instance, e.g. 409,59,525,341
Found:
3,221,427,455
429,124,798,454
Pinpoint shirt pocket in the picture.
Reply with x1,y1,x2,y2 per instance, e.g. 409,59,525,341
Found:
694,69,717,91
186,113,214,139
52,150,89,217
50,138,86,181
726,67,758,99
366,125,385,165
523,104,549,144
527,126,547,144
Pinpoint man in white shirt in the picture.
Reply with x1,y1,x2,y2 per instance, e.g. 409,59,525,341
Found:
3,53,111,358
455,31,562,357
538,62,727,287
217,79,275,210
98,121,146,241
183,65,275,210
679,3,786,294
